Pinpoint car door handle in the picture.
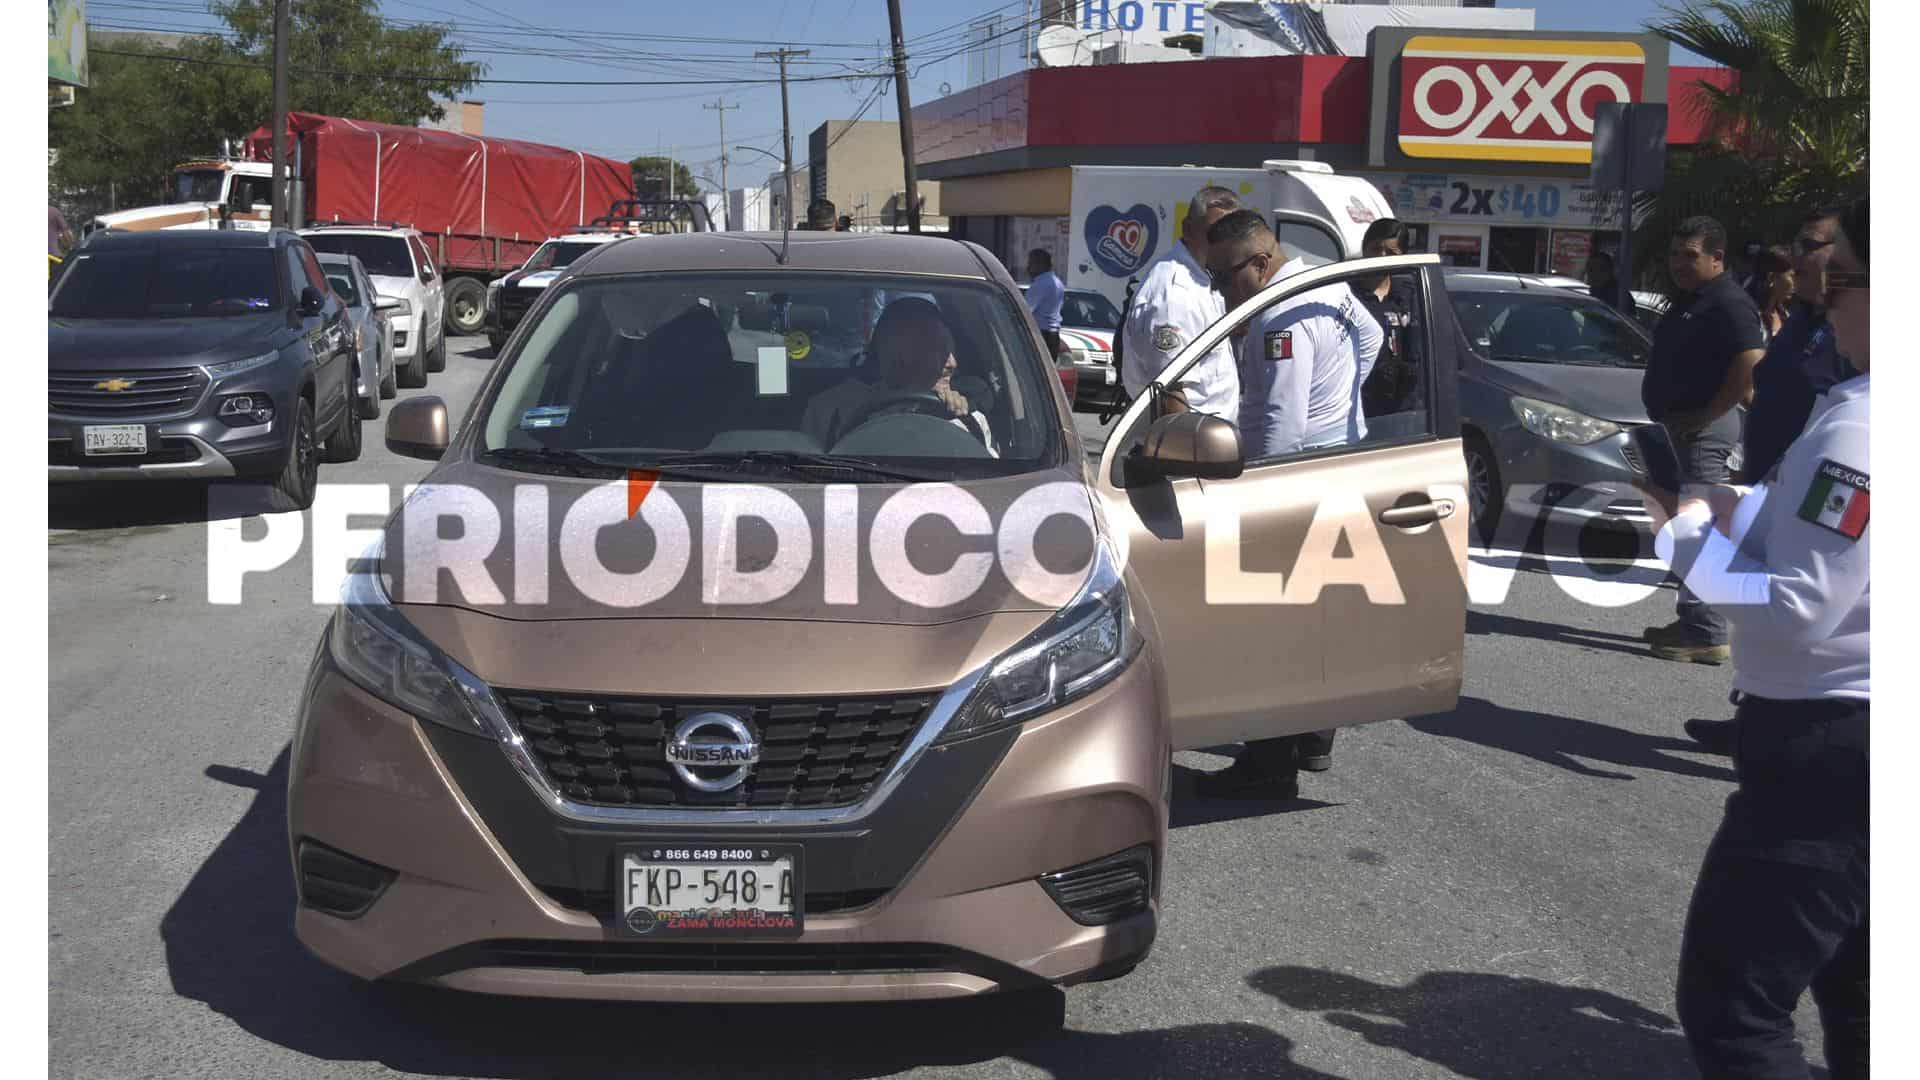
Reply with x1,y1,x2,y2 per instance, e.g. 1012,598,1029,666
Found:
1379,499,1455,528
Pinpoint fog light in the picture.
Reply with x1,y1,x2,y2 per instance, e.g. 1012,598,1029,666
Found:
217,394,275,427
297,839,395,919
394,330,409,350
1040,844,1152,926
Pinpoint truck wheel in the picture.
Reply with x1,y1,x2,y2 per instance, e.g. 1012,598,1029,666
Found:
425,334,447,373
266,398,319,512
398,353,427,389
446,278,487,337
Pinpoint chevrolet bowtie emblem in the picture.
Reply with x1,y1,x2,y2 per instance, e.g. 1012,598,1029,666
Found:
94,378,136,392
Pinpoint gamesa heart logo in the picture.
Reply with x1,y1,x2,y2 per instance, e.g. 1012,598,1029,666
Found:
1084,204,1158,278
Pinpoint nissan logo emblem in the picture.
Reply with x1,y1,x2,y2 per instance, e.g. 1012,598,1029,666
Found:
665,712,760,792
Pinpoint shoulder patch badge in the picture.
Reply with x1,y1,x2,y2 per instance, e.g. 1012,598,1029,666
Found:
1797,459,1870,539
1152,324,1184,352
1265,329,1293,361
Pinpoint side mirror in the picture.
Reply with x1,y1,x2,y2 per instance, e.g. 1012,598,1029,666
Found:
386,396,450,460
374,296,406,313
299,286,325,316
228,188,254,215
1124,411,1244,483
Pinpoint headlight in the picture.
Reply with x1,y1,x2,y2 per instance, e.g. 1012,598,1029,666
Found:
937,539,1142,743
328,542,501,738
1067,347,1091,365
205,351,278,378
1509,395,1621,445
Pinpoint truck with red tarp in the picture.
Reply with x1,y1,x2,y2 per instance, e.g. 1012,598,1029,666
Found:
233,112,635,336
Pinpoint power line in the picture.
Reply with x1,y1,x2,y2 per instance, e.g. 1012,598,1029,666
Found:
90,46,886,85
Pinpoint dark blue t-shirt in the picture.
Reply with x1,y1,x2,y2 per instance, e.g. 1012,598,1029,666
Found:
1740,301,1856,483
1641,271,1767,419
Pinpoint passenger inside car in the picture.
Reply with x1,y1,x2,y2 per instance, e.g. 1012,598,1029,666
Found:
802,297,998,457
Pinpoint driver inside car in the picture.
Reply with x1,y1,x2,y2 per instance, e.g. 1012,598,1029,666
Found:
802,297,997,456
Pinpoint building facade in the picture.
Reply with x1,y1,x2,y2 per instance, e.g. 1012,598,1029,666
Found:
805,120,945,231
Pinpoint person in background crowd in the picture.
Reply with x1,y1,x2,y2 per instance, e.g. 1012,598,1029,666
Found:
1684,207,1854,754
806,198,836,231
48,205,70,257
1644,194,1868,1080
1355,217,1417,416
1585,250,1627,315
1193,208,1381,801
1640,215,1768,666
1118,185,1242,416
1025,248,1067,359
1746,245,1795,339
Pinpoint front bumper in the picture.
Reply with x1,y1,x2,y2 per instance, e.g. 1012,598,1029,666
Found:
1493,426,1652,532
288,641,1167,1001
49,375,298,482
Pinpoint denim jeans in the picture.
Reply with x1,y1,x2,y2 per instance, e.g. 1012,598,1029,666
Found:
1672,415,1740,645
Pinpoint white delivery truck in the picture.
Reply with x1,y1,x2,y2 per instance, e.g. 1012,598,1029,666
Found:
1063,160,1395,312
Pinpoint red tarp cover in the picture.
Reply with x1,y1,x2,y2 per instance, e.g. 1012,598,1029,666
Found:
244,113,633,272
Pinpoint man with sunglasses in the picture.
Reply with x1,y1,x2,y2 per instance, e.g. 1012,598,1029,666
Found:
1644,194,1868,1080
1685,206,1856,754
1190,209,1381,800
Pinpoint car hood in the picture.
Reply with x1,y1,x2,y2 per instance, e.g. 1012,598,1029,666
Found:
1481,359,1650,424
48,313,289,370
378,460,1099,628
369,275,422,297
502,268,563,289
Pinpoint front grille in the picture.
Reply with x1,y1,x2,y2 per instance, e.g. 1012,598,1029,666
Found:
48,436,201,467
50,367,208,417
497,690,937,809
1619,440,1645,473
499,288,538,326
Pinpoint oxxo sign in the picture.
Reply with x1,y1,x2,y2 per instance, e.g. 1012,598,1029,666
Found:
1369,31,1669,170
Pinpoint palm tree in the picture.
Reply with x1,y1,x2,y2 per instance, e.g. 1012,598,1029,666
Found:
1630,0,1867,282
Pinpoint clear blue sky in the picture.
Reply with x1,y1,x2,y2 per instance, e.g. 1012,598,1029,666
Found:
90,0,1706,186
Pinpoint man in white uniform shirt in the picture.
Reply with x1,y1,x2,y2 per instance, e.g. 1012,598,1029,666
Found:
1119,186,1243,417
1191,208,1382,799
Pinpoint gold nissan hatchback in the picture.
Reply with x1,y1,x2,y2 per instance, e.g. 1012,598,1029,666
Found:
290,231,1468,1001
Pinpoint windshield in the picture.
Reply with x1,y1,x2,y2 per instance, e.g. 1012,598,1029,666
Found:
1061,290,1121,330
525,241,603,273
480,274,1065,480
50,248,282,318
302,234,413,279
167,169,225,205
324,270,361,305
1451,290,1649,368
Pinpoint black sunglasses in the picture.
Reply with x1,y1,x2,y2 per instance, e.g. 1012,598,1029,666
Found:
1207,252,1265,291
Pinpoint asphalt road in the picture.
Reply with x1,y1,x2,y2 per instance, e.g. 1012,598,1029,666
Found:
50,338,1827,1079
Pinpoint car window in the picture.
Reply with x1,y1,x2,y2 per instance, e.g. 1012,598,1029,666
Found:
1061,291,1121,330
480,274,1065,478
231,175,272,210
302,233,413,278
409,236,436,281
325,270,360,305
525,241,603,273
49,247,283,318
1274,220,1341,269
297,244,330,297
1452,290,1648,368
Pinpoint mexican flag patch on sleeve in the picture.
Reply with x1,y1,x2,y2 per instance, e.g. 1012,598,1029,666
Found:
1798,459,1870,540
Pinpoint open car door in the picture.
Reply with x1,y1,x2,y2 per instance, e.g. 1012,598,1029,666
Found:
1094,254,1469,750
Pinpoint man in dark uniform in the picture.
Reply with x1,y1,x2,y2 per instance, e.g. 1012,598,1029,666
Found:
1640,216,1768,665
1684,206,1855,753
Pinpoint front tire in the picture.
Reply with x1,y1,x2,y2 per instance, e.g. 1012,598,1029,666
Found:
425,334,447,373
324,388,364,463
379,351,397,399
445,277,487,337
266,397,319,512
1463,433,1503,546
397,352,427,389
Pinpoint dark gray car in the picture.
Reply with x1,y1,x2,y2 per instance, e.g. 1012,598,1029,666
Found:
1447,270,1667,544
317,252,402,419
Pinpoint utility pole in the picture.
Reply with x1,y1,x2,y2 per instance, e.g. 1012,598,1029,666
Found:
885,0,922,234
755,47,809,233
271,0,289,227
703,98,739,230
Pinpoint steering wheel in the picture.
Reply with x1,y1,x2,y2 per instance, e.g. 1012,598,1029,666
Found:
836,390,957,438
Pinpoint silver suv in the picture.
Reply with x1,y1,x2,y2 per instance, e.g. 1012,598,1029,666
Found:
299,224,446,388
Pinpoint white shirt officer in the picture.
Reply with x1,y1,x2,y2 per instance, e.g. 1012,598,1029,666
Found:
1235,257,1384,457
1120,241,1239,419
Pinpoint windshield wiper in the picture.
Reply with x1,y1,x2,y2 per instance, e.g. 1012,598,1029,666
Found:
639,450,945,483
479,446,629,476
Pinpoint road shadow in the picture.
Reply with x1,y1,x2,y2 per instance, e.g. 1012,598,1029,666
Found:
1249,965,1695,1079
49,480,283,531
1406,698,1736,783
162,749,1339,1079
1169,763,1342,829
1467,610,1657,660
